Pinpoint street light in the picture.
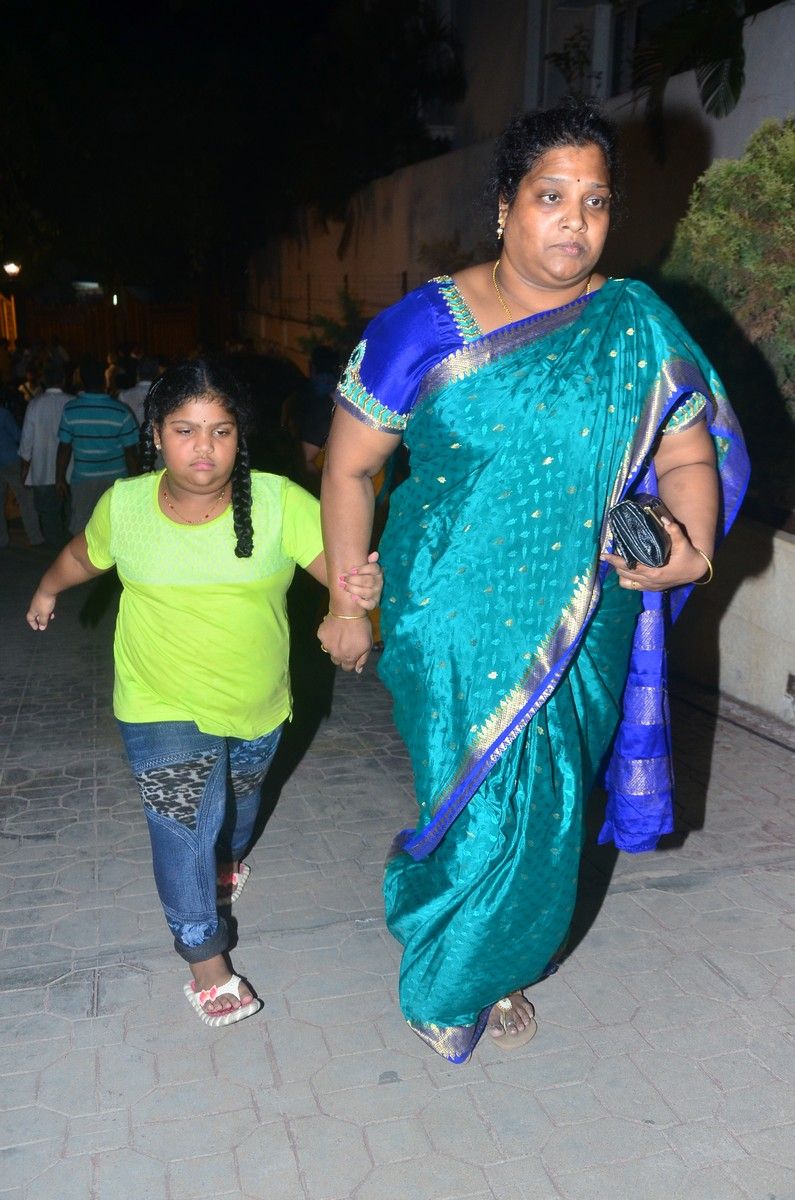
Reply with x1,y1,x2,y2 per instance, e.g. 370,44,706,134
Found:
1,262,21,343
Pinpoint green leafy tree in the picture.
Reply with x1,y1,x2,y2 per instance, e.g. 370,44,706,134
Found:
621,0,782,155
0,0,464,291
545,25,602,102
299,288,367,365
659,118,795,512
290,0,465,219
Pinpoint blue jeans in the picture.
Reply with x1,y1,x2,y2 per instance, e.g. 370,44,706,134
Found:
117,719,282,963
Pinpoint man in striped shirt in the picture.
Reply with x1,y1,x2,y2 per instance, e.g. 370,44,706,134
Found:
57,358,140,533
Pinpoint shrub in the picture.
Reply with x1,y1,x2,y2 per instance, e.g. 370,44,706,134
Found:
660,118,795,515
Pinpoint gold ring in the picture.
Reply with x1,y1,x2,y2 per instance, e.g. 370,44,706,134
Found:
320,645,330,654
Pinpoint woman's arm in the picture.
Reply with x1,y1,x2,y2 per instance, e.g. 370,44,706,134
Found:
319,407,399,669
602,418,719,592
654,420,718,560
26,533,109,630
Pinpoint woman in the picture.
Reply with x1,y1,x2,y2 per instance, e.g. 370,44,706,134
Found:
319,102,749,1063
27,360,382,1027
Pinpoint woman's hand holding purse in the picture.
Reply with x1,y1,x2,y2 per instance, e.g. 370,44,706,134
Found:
601,512,712,592
605,494,715,592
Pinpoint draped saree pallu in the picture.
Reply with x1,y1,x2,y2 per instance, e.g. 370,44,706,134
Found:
336,278,748,1063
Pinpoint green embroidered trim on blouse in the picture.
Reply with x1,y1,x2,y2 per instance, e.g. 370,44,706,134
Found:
434,276,482,343
337,338,408,432
664,390,708,433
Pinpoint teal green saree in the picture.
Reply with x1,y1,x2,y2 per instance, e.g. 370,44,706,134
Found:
336,277,748,1062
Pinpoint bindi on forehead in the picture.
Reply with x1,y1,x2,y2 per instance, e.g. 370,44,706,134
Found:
166,415,235,428
536,174,609,188
167,399,235,426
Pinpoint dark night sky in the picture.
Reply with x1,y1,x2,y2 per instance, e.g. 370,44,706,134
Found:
0,0,463,293
1,0,330,288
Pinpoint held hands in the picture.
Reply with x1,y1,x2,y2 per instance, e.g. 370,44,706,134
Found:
600,516,711,593
317,551,381,674
26,588,57,631
339,551,383,611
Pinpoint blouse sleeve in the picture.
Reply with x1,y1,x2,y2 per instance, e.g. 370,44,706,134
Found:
662,390,709,435
335,286,458,435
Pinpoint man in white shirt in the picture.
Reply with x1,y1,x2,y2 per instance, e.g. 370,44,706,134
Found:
19,362,72,547
118,355,157,428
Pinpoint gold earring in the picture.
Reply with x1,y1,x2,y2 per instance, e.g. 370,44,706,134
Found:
496,217,504,240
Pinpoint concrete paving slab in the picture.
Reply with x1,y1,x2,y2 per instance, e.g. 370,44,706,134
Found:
1,542,795,1198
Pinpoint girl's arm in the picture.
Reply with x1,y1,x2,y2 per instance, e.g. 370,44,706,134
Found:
304,550,382,610
26,533,110,630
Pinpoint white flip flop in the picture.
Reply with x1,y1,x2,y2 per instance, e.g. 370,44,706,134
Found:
183,973,261,1027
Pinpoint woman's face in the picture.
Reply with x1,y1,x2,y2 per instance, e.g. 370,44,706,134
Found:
500,142,611,290
157,395,239,493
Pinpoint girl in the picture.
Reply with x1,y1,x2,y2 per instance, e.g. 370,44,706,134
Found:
26,359,382,1027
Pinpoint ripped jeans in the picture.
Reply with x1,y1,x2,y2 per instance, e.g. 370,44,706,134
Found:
117,719,282,964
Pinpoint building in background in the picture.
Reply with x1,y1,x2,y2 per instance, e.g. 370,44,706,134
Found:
243,0,795,366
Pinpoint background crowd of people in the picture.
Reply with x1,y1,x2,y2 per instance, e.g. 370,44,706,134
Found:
0,337,166,549
0,335,352,552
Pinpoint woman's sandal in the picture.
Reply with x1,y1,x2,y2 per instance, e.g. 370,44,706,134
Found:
183,974,261,1027
490,994,538,1051
217,862,250,906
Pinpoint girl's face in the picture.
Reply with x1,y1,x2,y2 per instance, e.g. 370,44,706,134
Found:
499,143,611,291
157,394,239,493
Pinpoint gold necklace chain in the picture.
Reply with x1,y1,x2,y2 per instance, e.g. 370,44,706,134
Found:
162,480,228,524
492,258,591,322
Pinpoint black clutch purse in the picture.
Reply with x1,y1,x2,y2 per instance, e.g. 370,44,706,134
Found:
607,493,673,569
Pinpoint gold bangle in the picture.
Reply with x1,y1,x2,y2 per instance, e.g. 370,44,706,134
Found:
692,547,713,585
326,609,369,621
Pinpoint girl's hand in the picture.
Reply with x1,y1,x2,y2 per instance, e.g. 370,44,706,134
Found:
600,516,711,593
338,551,383,611
26,589,57,631
317,612,373,674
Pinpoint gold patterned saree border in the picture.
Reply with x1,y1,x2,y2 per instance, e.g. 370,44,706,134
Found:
411,354,714,849
429,567,597,816
610,357,713,513
416,292,595,409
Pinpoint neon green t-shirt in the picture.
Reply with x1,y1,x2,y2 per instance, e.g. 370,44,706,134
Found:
84,470,324,739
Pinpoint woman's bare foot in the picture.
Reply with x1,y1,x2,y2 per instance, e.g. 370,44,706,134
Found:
190,954,254,1016
487,991,536,1041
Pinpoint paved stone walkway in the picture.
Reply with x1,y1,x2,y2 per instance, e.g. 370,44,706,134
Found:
2,542,795,1200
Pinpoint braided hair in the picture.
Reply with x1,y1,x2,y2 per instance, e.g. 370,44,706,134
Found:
141,358,255,558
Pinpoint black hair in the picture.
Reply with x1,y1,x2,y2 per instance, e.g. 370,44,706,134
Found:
141,358,255,558
78,357,106,392
488,99,621,215
42,362,65,389
136,355,159,382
